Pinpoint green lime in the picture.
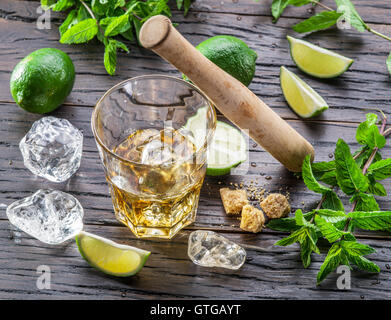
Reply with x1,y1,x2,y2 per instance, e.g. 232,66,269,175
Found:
287,36,354,78
184,107,247,176
184,35,257,86
280,66,329,119
10,48,75,114
76,231,151,277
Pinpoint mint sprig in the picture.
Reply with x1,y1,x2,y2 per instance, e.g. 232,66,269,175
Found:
268,112,391,284
42,0,192,75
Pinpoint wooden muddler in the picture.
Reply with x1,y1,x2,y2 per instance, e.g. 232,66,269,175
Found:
139,15,314,172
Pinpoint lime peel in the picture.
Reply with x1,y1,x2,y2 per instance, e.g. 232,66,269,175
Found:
184,107,247,176
287,36,354,78
280,66,329,119
76,231,150,277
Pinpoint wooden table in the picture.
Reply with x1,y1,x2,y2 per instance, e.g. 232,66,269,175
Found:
1,0,391,300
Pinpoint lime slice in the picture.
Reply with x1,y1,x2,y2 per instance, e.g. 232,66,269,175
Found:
76,231,150,277
184,107,247,176
287,36,354,78
280,66,329,118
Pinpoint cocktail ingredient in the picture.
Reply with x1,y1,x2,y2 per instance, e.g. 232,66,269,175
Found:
260,193,291,219
43,0,191,75
188,230,246,270
76,231,150,277
109,128,204,238
239,204,265,233
10,48,75,114
6,189,84,245
185,35,257,86
184,107,247,176
19,117,83,183
267,112,391,284
219,188,248,215
287,36,354,78
280,66,329,118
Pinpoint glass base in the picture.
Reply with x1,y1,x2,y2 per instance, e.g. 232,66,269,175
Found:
114,205,197,239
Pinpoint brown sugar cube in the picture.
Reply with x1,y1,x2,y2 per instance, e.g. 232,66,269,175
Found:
240,204,265,233
219,188,248,215
260,193,291,219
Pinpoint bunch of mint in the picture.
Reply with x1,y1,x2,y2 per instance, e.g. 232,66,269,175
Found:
40,0,192,75
268,112,391,284
265,0,391,75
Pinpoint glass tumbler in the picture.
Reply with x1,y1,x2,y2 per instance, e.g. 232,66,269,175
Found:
92,75,216,239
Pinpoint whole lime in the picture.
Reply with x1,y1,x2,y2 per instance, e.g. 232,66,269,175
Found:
185,35,257,87
10,48,75,114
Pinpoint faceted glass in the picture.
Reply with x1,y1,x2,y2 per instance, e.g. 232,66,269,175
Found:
92,75,216,239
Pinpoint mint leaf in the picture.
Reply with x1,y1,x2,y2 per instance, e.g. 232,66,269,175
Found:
293,11,343,33
300,228,319,268
356,113,378,145
368,180,387,197
322,190,345,211
40,0,56,10
52,0,75,11
59,9,78,36
346,255,380,273
334,0,368,32
103,39,129,76
317,242,342,284
311,161,338,186
352,192,380,212
368,159,391,180
183,0,192,16
348,211,391,231
104,14,130,37
60,18,98,44
275,227,308,246
104,39,117,76
315,215,346,242
271,0,312,22
300,156,343,212
271,0,290,22
315,209,347,227
302,155,331,194
366,125,386,149
275,224,318,248
335,139,368,195
340,240,379,273
267,212,314,232
340,240,376,255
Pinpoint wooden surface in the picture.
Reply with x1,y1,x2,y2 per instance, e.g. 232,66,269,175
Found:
1,0,391,300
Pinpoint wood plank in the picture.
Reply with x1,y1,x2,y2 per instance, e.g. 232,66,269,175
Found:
5,0,391,25
1,222,391,299
190,0,391,25
0,1,391,123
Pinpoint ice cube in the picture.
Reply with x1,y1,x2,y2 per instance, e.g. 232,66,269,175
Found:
141,139,175,166
19,116,83,182
6,189,84,244
188,230,246,270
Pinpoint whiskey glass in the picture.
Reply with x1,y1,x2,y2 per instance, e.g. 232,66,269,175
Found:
92,75,216,239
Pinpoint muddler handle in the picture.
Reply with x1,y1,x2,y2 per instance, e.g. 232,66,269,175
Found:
139,15,314,172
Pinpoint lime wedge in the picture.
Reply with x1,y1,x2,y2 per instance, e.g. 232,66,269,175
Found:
184,107,247,176
287,36,354,78
280,66,329,118
76,231,150,277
